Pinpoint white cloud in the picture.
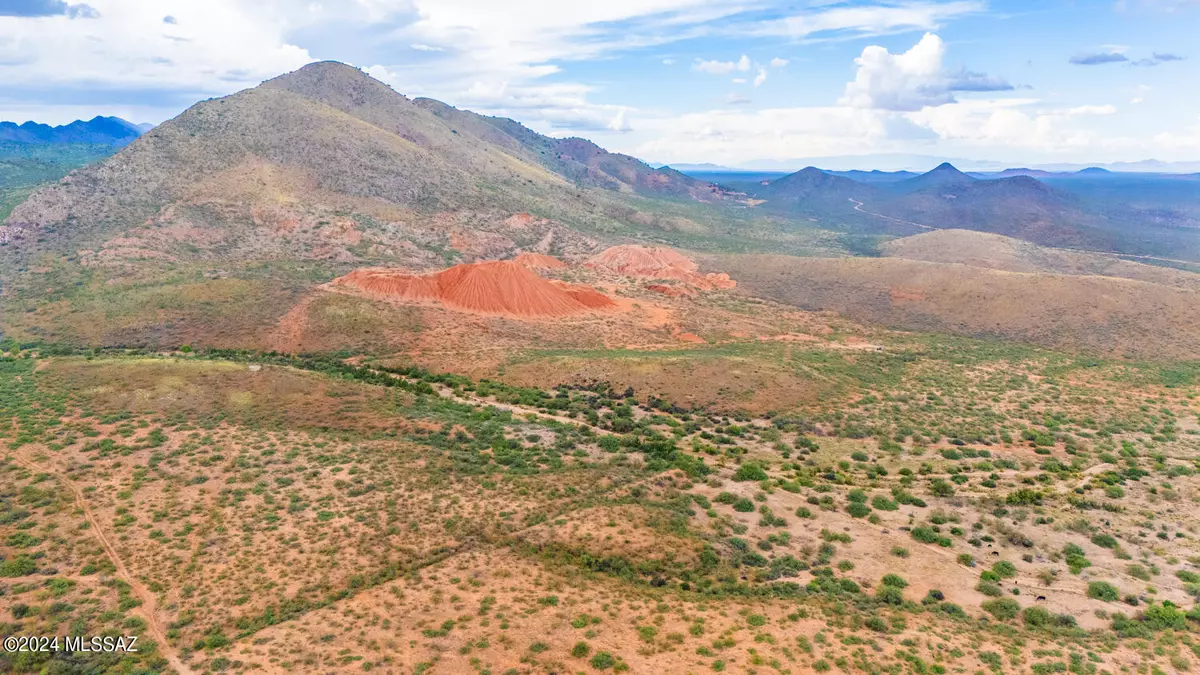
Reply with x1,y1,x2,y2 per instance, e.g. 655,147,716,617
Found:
662,58,675,65
840,32,1011,111
632,106,896,164
753,67,767,87
754,1,984,41
1066,104,1117,116
410,43,444,52
694,54,750,75
731,77,746,84
769,57,788,68
607,108,631,132
723,92,750,105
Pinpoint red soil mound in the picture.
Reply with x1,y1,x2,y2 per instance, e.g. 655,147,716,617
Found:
513,252,569,270
333,261,615,318
585,245,736,290
646,283,696,298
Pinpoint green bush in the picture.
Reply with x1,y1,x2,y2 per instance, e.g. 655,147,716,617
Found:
872,495,899,511
846,502,871,518
590,651,617,670
1022,606,1052,627
732,498,755,512
991,561,1017,578
976,582,1003,597
881,574,908,589
1091,534,1118,549
876,585,905,605
1087,581,1120,602
981,598,1021,620
572,642,591,658
733,463,768,481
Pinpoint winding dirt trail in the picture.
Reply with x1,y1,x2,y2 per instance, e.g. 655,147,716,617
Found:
8,454,193,675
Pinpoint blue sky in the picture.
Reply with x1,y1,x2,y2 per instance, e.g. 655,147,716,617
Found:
1,0,1197,167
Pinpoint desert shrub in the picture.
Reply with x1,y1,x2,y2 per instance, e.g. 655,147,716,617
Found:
589,651,617,669
572,642,591,658
733,463,768,481
1087,581,1120,602
981,598,1021,620
992,561,1017,579
1063,544,1091,574
881,574,908,589
1022,606,1052,627
1091,534,1118,549
846,502,871,518
876,585,905,605
872,495,899,511
976,582,1003,597
732,498,754,512
1127,565,1151,581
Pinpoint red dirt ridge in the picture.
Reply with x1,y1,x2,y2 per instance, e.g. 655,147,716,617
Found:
585,245,736,290
332,261,615,318
512,252,569,270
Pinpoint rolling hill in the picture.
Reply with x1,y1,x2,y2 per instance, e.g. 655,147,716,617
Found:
717,250,1200,359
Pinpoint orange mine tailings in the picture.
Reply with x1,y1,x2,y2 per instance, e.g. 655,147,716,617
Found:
333,260,615,318
585,245,736,290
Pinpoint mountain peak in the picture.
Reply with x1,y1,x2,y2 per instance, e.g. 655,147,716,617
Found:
929,162,967,175
260,60,407,109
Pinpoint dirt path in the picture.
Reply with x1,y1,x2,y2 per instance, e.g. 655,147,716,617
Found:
8,453,194,675
270,293,316,354
848,198,935,231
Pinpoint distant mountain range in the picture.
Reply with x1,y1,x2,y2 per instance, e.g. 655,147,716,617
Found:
0,116,150,146
663,156,1200,174
732,162,1200,259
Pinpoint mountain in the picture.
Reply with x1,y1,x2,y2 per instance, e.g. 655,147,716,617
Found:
0,61,740,347
971,168,1060,179
0,116,146,146
890,162,975,193
414,98,714,199
5,62,720,252
752,167,887,225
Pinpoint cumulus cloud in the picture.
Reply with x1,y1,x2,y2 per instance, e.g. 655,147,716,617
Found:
769,57,788,68
840,33,1011,111
753,67,767,87
694,54,750,74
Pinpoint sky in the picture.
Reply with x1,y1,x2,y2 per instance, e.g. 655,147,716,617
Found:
1,0,1198,168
